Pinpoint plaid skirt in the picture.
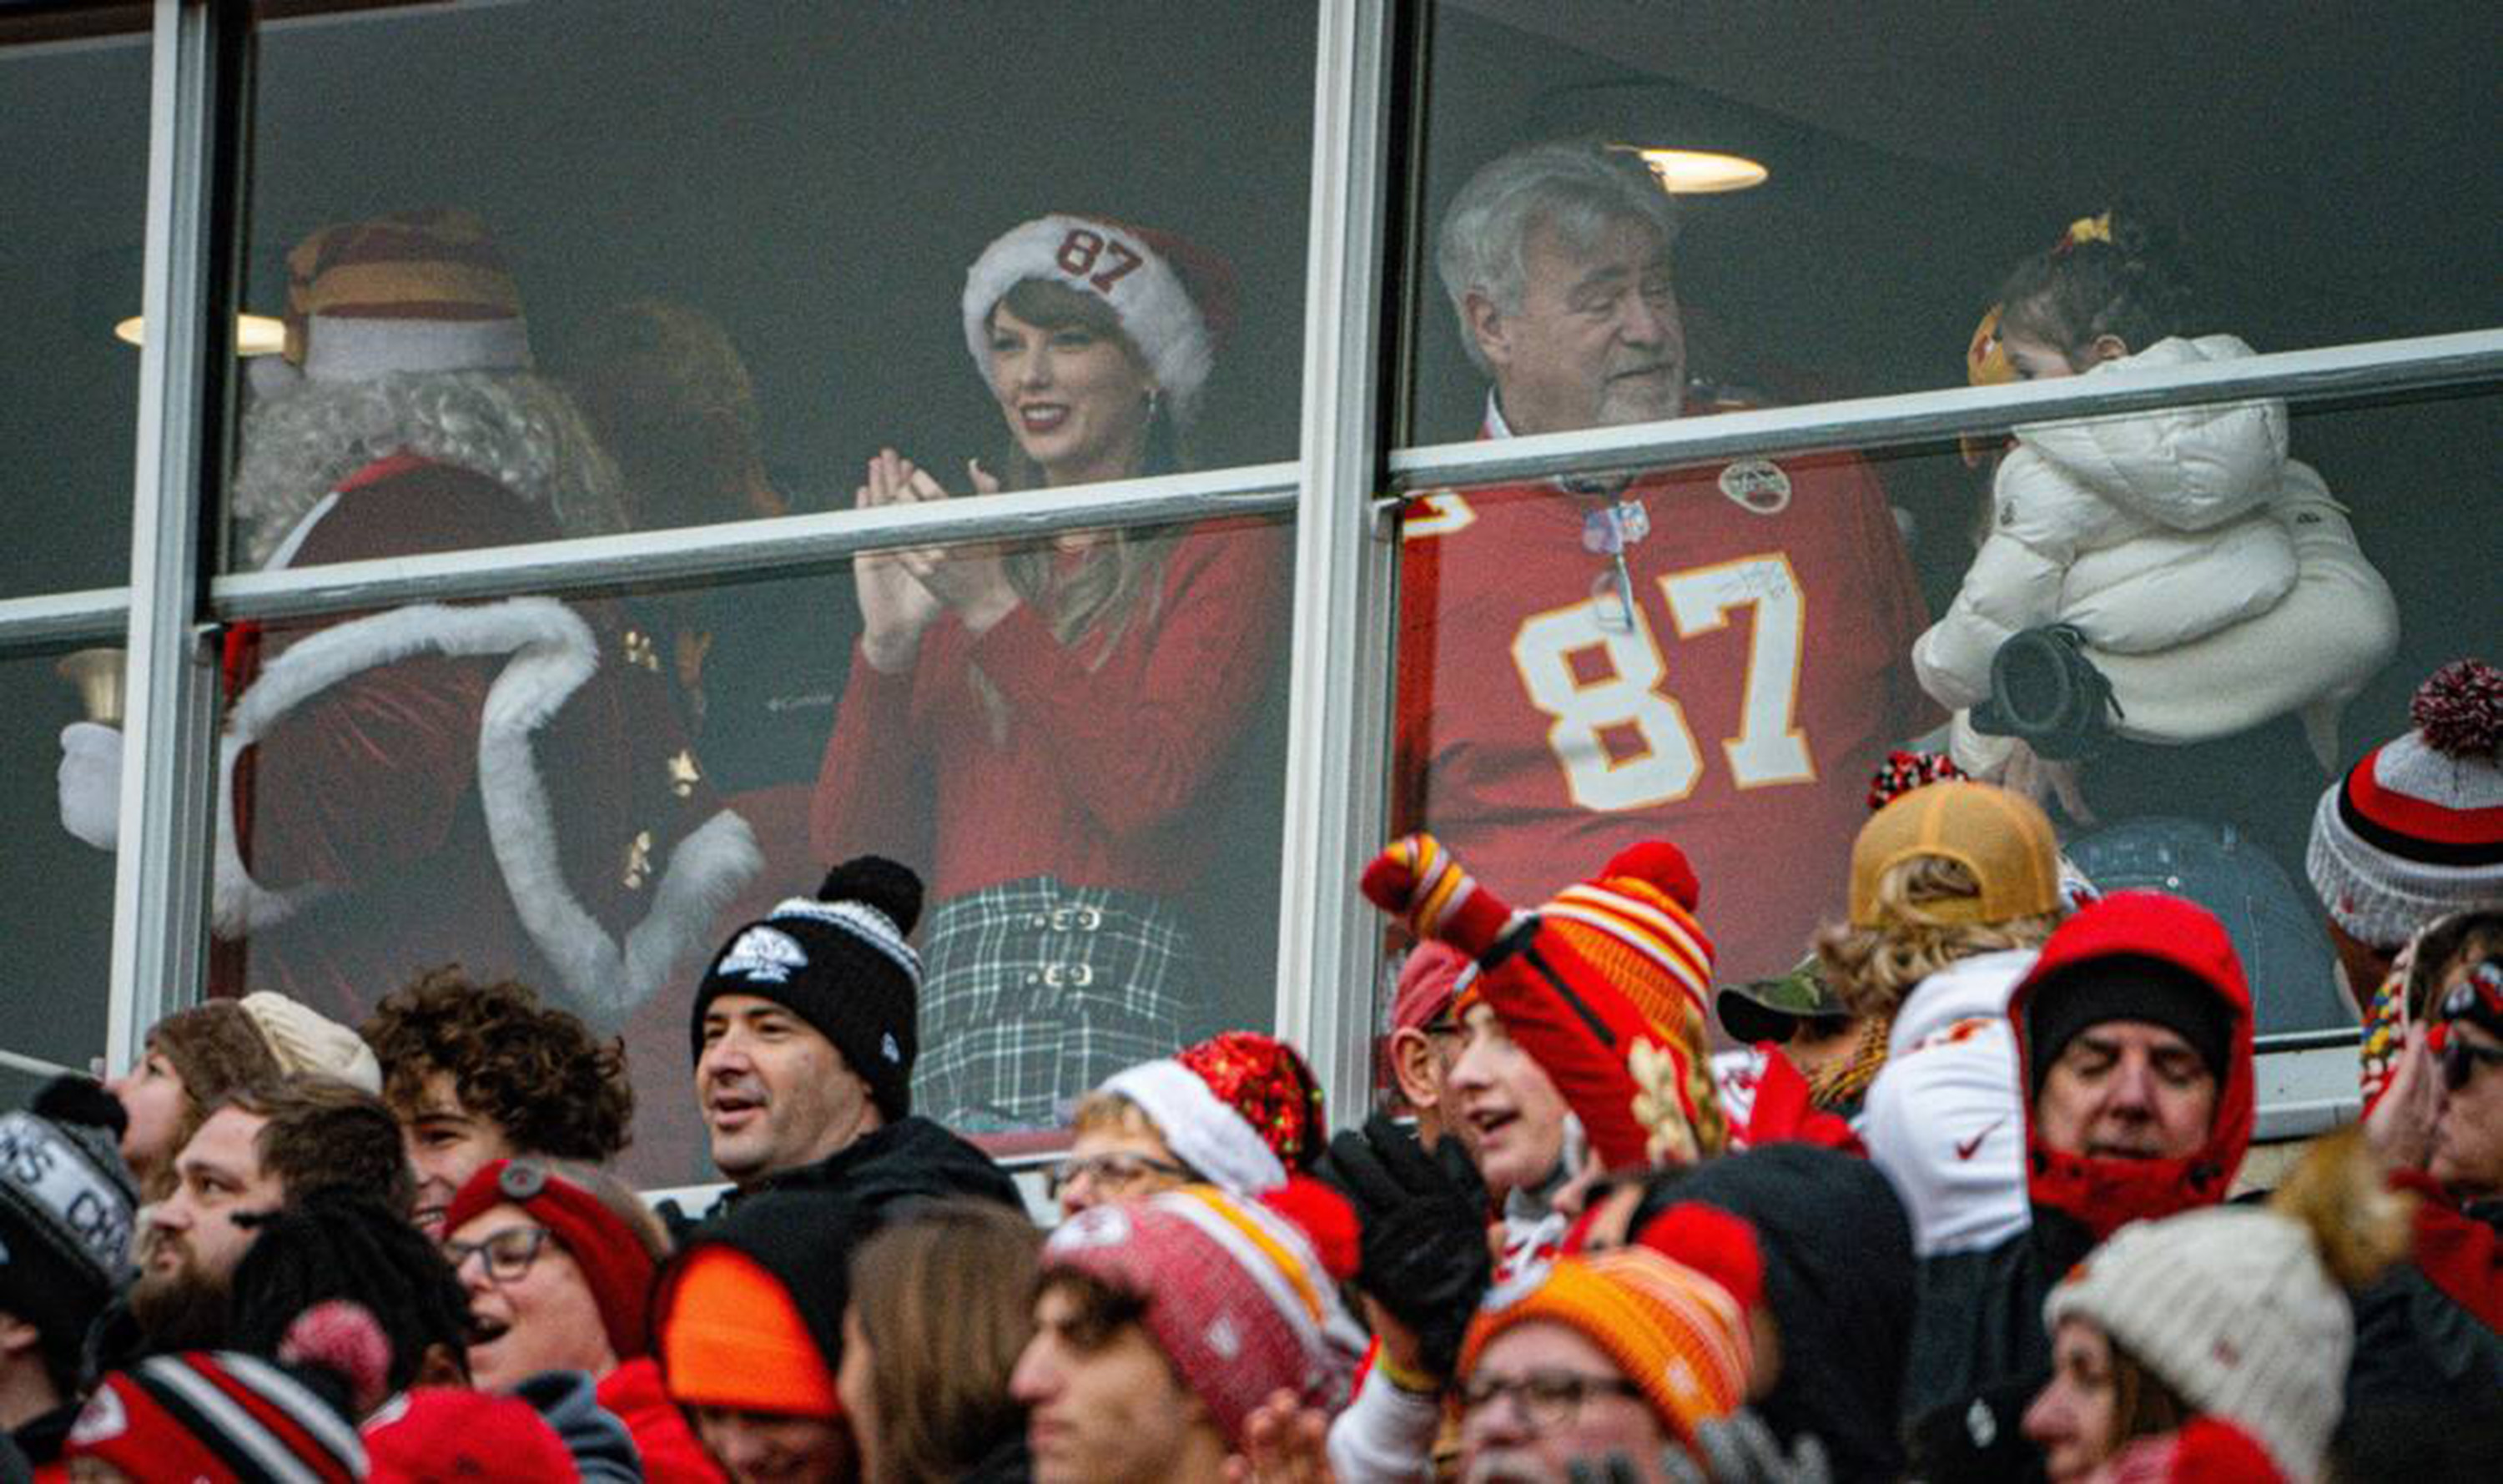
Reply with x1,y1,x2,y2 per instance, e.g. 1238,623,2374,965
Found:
913,877,1195,1130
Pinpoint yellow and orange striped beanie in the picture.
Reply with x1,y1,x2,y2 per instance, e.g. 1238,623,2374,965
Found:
1460,1246,1751,1452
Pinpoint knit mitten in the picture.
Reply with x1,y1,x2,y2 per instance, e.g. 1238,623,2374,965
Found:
1361,833,1518,959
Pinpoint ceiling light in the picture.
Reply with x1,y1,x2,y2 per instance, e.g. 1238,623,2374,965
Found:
1614,145,1769,194
114,314,290,356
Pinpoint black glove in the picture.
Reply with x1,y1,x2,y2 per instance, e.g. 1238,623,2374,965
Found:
1314,1111,1492,1381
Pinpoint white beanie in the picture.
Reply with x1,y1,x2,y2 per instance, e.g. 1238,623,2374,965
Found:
2044,1205,2345,1481
1098,1059,1287,1195
2307,658,2503,948
959,214,1231,430
236,992,383,1094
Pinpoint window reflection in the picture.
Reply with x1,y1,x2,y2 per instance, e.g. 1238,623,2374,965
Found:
0,28,147,597
1,648,118,1095
1408,3,2502,435
1398,141,1936,987
1395,385,2500,1041
234,0,1315,566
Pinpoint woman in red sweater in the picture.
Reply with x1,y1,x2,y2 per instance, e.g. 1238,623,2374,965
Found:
812,213,1282,1131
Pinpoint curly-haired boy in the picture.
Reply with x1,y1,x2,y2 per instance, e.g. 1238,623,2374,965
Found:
361,967,632,1235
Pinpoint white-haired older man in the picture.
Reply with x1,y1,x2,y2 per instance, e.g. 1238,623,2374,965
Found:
1396,138,1933,986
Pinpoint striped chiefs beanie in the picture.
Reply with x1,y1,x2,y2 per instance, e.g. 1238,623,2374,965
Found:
1460,1246,1751,1454
1534,840,1717,1037
1363,833,1729,1166
2309,659,2503,949
67,1351,365,1482
1040,1186,1362,1449
280,207,531,381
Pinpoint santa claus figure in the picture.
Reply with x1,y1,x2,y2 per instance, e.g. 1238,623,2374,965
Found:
61,209,760,1043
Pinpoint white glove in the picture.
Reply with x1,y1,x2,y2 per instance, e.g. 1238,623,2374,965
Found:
58,722,124,852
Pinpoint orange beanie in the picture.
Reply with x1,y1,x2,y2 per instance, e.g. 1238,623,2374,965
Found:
659,1247,840,1418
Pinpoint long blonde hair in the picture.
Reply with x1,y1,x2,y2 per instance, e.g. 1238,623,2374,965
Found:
1815,856,2064,1019
969,278,1181,737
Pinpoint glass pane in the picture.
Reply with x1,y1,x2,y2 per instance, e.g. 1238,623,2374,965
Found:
1394,388,2499,1049
211,514,1293,1185
1,646,122,1099
229,1,1314,571
1402,3,2500,440
0,25,148,597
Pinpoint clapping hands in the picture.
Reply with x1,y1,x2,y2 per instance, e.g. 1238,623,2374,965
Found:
852,449,1020,671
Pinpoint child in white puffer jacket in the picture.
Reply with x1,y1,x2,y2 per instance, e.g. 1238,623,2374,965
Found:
1919,210,2395,786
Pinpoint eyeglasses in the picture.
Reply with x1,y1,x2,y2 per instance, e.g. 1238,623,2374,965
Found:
443,1225,556,1284
1044,1152,1190,1200
1457,1369,1645,1432
2440,1035,2503,1092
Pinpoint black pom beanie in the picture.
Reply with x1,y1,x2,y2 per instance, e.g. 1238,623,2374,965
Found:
689,855,925,1120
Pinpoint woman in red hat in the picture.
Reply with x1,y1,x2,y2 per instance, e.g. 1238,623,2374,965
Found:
441,1159,723,1481
812,214,1284,1133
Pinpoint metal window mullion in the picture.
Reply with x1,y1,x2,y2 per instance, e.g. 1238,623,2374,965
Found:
209,460,1301,624
1272,0,1396,1119
0,588,133,656
1387,328,2503,490
106,0,232,1075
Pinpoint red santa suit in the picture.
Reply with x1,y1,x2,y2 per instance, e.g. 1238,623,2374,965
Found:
1397,394,1935,983
216,452,759,1054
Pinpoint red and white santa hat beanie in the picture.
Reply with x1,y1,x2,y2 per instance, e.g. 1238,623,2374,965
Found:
1040,1186,1362,1449
1099,1030,1325,1195
278,207,532,383
960,214,1237,430
2309,658,2503,948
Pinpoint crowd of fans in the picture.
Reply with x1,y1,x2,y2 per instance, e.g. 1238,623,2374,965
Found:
18,136,2497,1482
3,646,2495,1482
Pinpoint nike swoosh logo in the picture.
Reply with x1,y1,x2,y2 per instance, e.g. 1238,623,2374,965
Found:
1954,1119,2006,1161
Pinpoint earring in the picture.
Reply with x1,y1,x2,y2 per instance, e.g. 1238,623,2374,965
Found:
1145,387,1163,423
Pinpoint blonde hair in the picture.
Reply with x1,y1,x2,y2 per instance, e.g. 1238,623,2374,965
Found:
964,279,1179,742
1815,856,2064,1019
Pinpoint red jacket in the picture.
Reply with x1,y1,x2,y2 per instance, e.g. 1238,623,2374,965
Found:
598,1357,725,1484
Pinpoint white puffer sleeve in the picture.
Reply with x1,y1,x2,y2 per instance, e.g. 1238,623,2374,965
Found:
2017,336,2288,531
1911,450,2080,710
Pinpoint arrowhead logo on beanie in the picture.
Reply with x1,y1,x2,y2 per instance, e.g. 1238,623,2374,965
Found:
690,856,926,1120
717,926,809,985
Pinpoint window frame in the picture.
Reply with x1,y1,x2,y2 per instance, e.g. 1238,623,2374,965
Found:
8,0,2490,1144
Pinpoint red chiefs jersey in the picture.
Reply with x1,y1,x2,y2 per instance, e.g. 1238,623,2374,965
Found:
1397,435,1935,983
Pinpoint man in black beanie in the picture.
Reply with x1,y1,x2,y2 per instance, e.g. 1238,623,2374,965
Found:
0,1078,138,1468
688,854,1018,1221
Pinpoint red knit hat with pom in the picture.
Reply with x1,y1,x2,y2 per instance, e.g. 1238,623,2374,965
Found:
2309,659,2503,948
1040,1187,1362,1450
1442,839,1715,1043
1364,833,1728,1169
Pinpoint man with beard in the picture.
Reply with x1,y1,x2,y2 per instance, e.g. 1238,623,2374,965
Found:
121,1076,410,1356
56,209,759,1062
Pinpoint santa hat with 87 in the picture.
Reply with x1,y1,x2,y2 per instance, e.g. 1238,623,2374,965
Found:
960,214,1237,430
